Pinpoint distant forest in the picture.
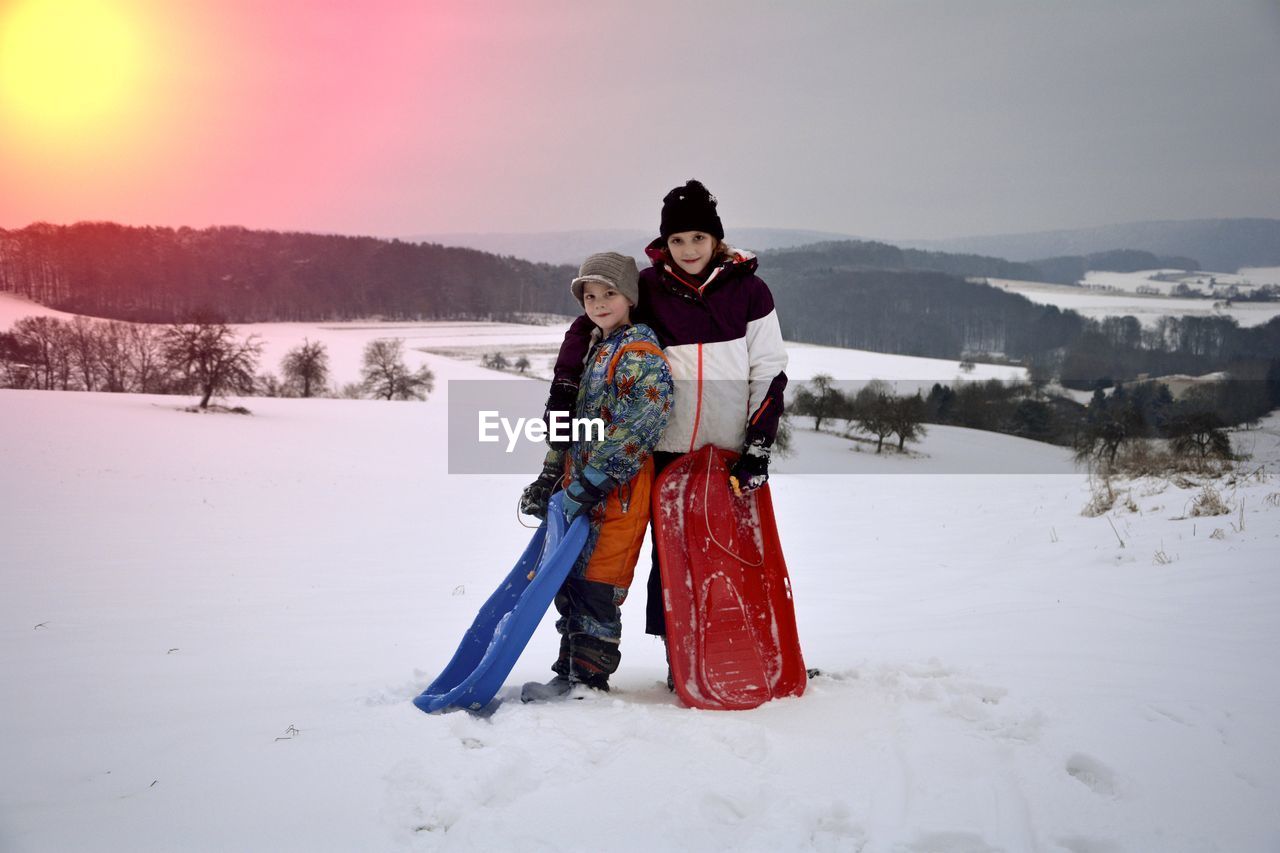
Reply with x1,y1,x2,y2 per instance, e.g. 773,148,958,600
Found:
2,222,1278,392
0,222,581,323
765,268,1280,389
759,239,1198,285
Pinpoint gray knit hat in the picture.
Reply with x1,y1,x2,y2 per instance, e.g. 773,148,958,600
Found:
570,251,639,306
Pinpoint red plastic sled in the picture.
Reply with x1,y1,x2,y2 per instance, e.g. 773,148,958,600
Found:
653,444,806,710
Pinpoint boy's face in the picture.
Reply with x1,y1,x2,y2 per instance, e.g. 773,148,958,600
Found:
666,230,717,277
581,280,632,335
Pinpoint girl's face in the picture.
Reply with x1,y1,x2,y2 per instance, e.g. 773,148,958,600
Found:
581,280,632,335
666,231,718,277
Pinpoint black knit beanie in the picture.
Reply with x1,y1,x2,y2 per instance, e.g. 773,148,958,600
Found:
659,179,724,240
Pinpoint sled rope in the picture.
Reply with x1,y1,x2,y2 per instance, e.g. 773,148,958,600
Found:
700,449,764,567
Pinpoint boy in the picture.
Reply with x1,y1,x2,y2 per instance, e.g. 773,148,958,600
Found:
519,251,673,699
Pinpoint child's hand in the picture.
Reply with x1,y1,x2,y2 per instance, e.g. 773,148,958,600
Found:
520,479,553,519
561,466,617,523
729,439,770,496
520,454,564,520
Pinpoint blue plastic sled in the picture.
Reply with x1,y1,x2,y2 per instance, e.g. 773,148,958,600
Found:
413,492,589,714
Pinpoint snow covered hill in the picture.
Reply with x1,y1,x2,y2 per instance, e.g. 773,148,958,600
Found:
3,346,1279,850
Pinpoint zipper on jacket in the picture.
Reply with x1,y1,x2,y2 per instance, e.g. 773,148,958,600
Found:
666,261,724,296
687,342,704,452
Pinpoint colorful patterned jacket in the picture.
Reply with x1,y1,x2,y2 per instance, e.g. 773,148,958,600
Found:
550,239,787,453
553,322,673,505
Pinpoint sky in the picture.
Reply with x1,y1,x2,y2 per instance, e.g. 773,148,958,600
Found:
1,0,1278,241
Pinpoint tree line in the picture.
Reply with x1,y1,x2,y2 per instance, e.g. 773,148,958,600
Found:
788,370,1265,469
767,267,1280,392
3,221,1279,407
0,313,435,405
758,240,1197,285
789,375,928,452
0,222,579,323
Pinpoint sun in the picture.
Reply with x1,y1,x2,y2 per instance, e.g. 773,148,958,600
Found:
0,0,144,134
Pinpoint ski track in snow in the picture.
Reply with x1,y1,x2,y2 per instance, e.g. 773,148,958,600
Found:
2,316,1280,852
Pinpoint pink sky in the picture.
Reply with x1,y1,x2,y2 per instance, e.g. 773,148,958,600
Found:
2,1,1278,240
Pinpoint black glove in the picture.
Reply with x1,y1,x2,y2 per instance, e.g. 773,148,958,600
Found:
729,439,770,496
542,380,579,450
560,466,616,523
520,454,564,519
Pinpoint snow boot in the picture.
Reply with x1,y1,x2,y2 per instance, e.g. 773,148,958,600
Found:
521,675,574,702
520,674,609,703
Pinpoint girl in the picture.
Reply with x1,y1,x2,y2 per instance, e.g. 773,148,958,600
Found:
539,180,788,679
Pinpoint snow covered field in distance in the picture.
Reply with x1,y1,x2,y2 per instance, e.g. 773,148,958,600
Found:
989,276,1280,329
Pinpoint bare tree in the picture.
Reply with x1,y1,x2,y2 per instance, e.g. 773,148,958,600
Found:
160,316,263,409
281,338,330,398
851,381,896,452
887,394,928,451
361,339,435,401
0,329,37,388
791,373,847,431
1167,411,1232,460
66,316,101,392
10,316,65,390
96,320,134,393
127,324,167,394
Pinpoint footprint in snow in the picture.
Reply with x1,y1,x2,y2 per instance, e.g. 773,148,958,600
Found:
1054,836,1123,853
897,830,1001,853
700,792,749,825
810,803,867,853
1142,704,1191,726
876,663,1042,743
1065,753,1120,798
709,722,770,764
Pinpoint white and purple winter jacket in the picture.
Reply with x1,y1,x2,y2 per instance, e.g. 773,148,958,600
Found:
552,240,788,454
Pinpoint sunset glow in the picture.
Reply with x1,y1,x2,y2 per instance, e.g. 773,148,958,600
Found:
0,2,1277,239
0,0,144,134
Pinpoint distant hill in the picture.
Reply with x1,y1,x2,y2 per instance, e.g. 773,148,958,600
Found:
898,218,1280,273
0,222,579,323
5,221,1277,395
404,227,863,266
759,239,1043,281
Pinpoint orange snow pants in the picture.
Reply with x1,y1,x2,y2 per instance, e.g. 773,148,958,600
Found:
572,456,655,589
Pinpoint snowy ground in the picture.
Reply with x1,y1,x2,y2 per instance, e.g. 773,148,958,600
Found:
988,278,1280,329
3,318,1280,850
1081,270,1275,296
1238,267,1280,287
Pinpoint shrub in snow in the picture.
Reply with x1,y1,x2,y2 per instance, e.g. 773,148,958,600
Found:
1190,485,1230,517
1082,478,1116,517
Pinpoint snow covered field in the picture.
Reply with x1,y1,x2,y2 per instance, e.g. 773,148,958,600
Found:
1081,270,1274,296
3,318,1280,851
1238,267,1280,287
988,278,1280,329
